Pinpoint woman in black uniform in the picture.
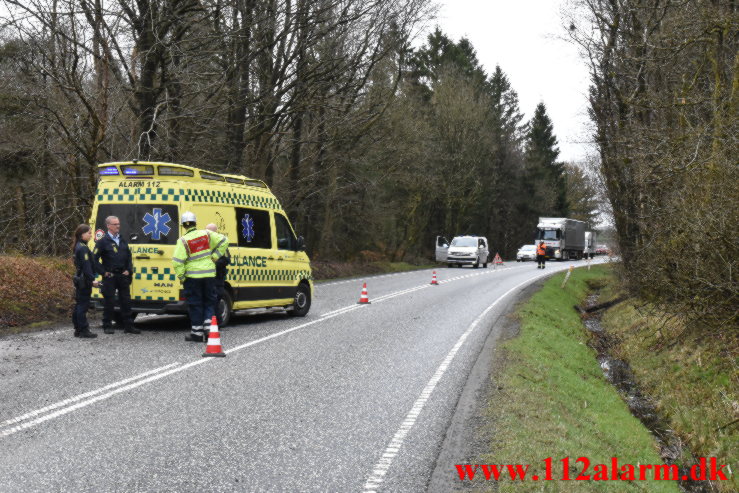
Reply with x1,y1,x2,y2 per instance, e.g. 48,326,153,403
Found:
72,224,100,338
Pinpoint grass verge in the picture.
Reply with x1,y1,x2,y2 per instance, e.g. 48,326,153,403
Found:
0,255,75,332
600,281,737,492
481,265,678,492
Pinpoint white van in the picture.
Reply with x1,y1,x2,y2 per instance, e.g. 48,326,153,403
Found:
437,235,489,268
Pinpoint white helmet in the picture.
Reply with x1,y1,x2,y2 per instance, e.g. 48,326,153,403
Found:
181,211,196,224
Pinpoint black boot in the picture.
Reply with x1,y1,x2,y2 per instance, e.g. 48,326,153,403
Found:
103,326,114,334
124,326,141,334
185,326,205,342
78,330,98,338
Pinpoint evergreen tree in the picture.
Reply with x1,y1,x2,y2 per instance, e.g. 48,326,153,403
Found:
409,28,487,91
480,66,527,254
524,102,567,216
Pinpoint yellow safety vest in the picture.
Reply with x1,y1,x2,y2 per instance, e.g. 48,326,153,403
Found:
172,228,228,279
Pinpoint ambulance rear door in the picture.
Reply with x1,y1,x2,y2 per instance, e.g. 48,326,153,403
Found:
94,201,180,308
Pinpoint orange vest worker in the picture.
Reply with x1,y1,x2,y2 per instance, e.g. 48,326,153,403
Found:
537,242,546,256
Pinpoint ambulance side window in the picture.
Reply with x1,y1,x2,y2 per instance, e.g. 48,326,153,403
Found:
235,207,271,249
274,213,297,251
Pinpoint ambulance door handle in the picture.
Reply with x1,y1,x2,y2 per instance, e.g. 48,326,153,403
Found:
268,257,275,261
136,255,150,259
277,257,284,261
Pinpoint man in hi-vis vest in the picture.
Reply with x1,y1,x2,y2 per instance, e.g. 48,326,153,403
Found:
536,241,547,269
173,211,228,342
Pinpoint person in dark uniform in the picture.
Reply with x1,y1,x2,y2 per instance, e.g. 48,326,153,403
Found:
93,216,140,334
72,224,99,338
206,223,231,325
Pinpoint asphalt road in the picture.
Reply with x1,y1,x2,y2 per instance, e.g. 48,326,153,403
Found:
0,259,600,492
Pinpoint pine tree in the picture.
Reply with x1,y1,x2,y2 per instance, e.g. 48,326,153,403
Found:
524,102,567,216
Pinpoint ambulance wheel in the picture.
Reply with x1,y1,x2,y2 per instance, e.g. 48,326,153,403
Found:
291,283,311,317
473,259,479,269
217,291,233,327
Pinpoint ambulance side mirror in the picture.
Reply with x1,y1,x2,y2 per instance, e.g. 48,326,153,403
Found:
297,236,306,251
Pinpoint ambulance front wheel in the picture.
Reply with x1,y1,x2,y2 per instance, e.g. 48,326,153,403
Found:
291,283,311,317
217,291,233,327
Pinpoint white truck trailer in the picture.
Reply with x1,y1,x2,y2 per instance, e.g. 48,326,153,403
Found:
536,217,586,260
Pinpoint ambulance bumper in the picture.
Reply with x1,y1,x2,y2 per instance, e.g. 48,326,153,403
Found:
91,299,188,315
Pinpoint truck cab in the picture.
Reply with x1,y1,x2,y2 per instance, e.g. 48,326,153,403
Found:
536,217,586,260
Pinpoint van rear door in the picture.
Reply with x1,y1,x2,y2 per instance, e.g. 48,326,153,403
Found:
435,236,449,262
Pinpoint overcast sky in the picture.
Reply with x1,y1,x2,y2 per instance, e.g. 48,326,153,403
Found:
428,0,592,163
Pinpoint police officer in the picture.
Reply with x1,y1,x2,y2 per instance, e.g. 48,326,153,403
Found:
72,224,99,338
536,241,547,269
173,212,228,342
205,223,231,325
93,216,140,334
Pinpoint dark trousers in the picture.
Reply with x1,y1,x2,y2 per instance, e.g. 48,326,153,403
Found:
73,286,92,330
184,277,216,327
213,276,226,324
537,254,546,268
101,274,133,328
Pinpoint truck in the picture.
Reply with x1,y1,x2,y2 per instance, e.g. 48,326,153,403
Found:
536,217,586,260
584,231,597,259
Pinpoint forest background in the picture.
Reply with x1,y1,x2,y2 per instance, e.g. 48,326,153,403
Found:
0,0,735,331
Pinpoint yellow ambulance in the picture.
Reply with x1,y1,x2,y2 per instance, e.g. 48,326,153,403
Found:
89,161,313,325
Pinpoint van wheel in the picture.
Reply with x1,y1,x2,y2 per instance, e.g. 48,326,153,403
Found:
291,283,311,317
217,291,233,327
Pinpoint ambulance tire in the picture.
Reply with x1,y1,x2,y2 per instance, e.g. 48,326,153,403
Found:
291,283,311,317
217,291,233,327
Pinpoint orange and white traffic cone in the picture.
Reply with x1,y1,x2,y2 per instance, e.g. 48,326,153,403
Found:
431,271,439,285
357,282,371,304
203,316,226,357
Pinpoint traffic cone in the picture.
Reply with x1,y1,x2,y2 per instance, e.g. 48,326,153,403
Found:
431,271,439,285
358,282,371,304
203,316,226,357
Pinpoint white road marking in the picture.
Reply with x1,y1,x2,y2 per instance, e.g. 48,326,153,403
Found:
0,362,183,438
362,271,552,492
0,263,569,439
0,363,180,429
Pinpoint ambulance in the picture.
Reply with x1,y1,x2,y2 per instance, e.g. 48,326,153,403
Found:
89,161,313,325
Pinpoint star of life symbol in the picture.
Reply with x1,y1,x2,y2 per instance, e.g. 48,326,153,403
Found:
241,214,255,242
142,208,172,240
